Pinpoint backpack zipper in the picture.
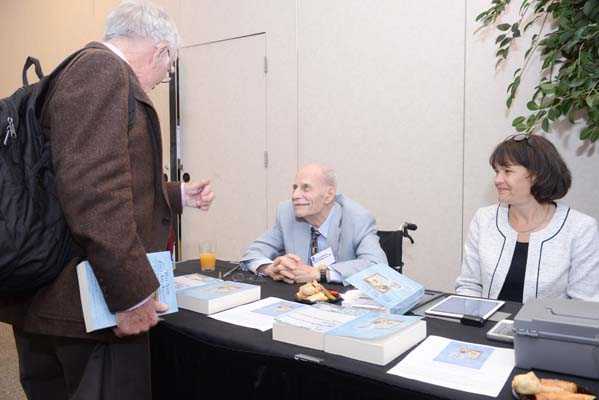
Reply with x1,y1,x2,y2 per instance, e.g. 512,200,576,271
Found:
3,117,16,145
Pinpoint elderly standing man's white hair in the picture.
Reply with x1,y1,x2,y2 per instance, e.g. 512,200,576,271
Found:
104,0,180,53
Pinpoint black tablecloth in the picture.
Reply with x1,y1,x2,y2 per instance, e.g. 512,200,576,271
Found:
150,260,599,400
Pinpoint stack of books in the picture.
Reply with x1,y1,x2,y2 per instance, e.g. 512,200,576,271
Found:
273,303,426,365
174,273,261,315
344,263,425,315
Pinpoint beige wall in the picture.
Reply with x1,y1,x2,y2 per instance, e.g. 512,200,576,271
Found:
297,0,465,291
0,0,173,171
2,1,597,292
465,0,599,233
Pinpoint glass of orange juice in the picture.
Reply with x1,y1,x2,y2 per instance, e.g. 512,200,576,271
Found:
199,241,217,271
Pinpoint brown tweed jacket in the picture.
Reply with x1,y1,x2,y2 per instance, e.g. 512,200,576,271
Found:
0,42,182,342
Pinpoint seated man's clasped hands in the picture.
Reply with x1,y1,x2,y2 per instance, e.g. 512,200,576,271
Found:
265,253,307,284
241,164,388,284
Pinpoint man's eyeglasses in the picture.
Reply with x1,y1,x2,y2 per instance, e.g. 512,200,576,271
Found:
158,46,177,84
160,72,174,84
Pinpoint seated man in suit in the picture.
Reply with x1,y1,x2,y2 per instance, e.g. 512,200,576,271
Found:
241,164,387,283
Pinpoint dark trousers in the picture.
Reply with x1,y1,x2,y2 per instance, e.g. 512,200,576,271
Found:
13,327,151,400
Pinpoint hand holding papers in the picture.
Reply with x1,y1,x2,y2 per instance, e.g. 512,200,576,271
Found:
77,251,178,333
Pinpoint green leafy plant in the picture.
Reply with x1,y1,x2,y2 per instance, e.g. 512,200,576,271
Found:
476,0,599,141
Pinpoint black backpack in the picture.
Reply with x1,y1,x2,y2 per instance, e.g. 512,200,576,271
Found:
1,50,136,295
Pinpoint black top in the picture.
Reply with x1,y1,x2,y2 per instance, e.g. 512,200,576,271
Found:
498,241,529,303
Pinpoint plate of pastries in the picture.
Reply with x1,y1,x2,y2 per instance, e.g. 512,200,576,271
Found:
512,371,596,400
295,281,341,304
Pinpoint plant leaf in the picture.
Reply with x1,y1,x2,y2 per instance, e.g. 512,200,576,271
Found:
512,116,526,126
542,118,550,132
540,83,556,94
580,126,593,140
515,123,527,132
497,23,511,31
583,0,599,17
585,94,599,108
548,107,561,121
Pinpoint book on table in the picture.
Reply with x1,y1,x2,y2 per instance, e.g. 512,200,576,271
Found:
77,251,178,333
175,277,261,315
324,313,426,365
273,303,426,365
344,263,425,314
272,303,366,350
174,273,218,291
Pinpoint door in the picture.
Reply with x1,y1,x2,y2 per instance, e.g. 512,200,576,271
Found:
179,34,268,261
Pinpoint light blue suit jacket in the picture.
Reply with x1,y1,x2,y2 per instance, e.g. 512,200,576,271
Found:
240,194,388,280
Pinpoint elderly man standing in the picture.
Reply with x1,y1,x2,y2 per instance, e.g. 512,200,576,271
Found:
0,2,214,399
241,164,387,284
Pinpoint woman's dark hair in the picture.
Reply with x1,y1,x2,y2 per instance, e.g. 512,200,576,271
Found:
489,134,571,203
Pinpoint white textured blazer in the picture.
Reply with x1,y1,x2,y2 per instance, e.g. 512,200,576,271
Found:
455,203,599,303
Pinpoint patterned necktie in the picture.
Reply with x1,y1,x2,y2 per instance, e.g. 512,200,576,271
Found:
310,227,321,263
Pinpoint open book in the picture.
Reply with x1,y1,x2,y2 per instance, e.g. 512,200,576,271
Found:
77,251,178,333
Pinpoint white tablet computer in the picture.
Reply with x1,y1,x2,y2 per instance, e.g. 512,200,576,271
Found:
425,295,505,320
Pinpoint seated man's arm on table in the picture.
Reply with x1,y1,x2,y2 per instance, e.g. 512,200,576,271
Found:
240,215,285,275
326,211,388,282
455,210,483,297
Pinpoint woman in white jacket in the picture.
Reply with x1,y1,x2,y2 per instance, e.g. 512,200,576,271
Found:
455,134,599,303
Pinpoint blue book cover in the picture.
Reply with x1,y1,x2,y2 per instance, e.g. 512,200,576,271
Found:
177,280,261,314
181,281,257,300
344,264,424,314
77,251,178,333
327,312,423,339
174,273,218,292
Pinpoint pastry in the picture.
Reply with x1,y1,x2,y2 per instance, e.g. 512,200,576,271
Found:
512,371,595,400
540,379,578,394
536,392,595,400
296,281,336,301
512,371,542,395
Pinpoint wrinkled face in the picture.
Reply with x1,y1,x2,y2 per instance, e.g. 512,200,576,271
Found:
150,44,176,88
139,42,176,91
493,163,534,205
291,167,334,221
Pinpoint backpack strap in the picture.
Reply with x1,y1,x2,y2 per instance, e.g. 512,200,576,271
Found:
22,57,44,86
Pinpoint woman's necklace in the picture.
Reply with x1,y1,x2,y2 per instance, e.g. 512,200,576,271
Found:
511,205,553,234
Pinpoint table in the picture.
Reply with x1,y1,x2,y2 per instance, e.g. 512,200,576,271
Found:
150,260,599,400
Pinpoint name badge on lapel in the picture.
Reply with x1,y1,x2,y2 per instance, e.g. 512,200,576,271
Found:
310,247,336,268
